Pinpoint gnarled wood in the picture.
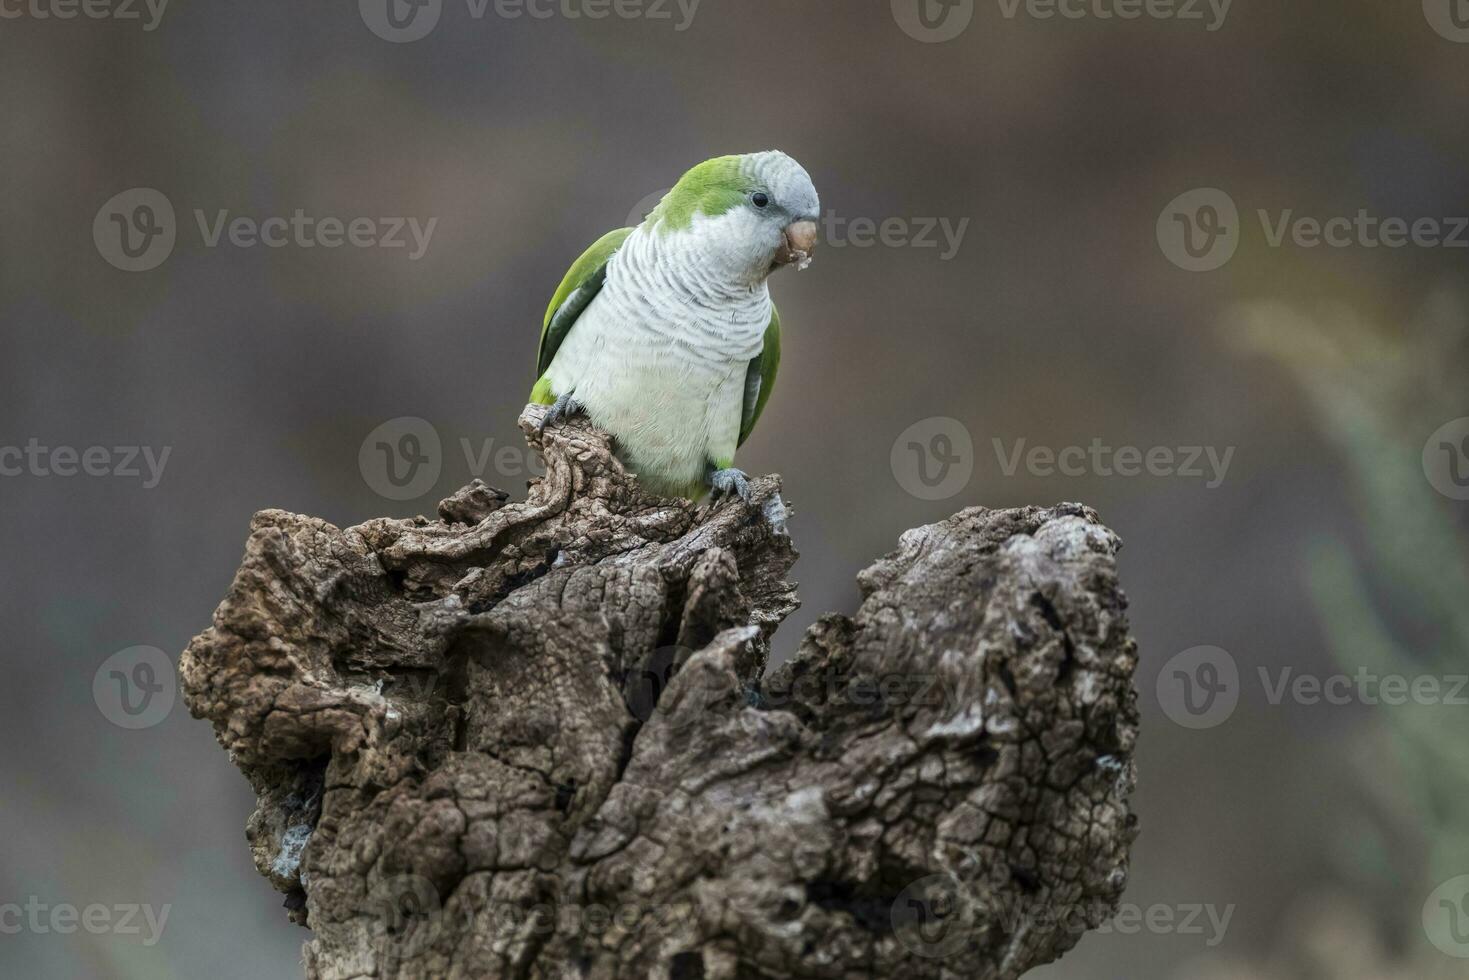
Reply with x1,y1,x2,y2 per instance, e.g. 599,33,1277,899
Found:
181,406,1139,979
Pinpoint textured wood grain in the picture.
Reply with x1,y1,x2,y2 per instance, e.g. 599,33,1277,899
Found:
181,405,1139,979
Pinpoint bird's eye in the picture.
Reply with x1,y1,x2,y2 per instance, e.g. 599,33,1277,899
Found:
752,192,770,209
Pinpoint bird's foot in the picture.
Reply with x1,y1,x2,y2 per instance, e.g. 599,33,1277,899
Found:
537,392,582,434
707,467,787,534
708,468,754,505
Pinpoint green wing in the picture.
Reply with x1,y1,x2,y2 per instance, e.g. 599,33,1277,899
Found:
738,305,781,447
532,227,635,402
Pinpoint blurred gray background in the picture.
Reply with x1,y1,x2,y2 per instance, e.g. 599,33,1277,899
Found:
4,0,1469,976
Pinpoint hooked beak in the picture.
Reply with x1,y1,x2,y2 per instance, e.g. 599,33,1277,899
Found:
774,219,819,271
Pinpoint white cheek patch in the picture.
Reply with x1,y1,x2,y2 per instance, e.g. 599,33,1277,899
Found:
685,208,778,274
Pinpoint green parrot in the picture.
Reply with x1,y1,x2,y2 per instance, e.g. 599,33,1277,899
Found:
529,151,820,502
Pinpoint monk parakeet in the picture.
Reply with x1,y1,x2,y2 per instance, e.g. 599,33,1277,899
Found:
529,151,820,502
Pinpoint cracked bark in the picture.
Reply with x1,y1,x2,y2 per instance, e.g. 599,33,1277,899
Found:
181,406,1140,980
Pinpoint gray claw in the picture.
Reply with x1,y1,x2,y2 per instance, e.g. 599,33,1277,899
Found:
708,467,753,504
537,392,581,434
708,468,787,533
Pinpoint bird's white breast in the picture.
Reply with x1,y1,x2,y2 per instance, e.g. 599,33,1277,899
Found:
545,219,771,497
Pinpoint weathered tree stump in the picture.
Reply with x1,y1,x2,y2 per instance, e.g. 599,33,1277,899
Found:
181,406,1139,979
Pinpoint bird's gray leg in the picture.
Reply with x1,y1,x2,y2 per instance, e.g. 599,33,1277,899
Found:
537,390,581,434
707,465,754,504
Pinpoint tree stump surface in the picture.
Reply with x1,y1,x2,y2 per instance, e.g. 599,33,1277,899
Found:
181,406,1140,979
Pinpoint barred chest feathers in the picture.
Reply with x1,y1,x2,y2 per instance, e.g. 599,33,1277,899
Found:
543,219,772,497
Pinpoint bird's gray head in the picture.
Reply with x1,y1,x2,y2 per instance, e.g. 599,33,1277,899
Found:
646,150,821,283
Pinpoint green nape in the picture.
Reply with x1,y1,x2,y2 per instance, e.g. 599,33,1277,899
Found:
529,375,556,405
650,155,756,234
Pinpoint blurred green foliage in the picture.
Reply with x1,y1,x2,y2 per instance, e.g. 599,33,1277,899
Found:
1226,292,1469,970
